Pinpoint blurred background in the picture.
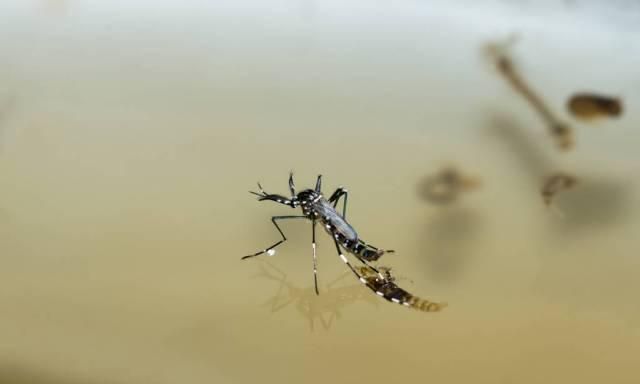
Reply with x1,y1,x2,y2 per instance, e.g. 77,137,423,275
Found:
0,1,639,383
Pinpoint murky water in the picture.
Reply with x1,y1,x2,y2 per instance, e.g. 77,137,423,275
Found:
1,1,640,383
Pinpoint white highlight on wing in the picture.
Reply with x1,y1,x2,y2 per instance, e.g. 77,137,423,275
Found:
267,249,276,256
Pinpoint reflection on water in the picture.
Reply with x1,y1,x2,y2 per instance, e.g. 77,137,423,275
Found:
549,176,633,235
487,114,553,179
256,261,378,331
419,206,482,283
0,363,114,384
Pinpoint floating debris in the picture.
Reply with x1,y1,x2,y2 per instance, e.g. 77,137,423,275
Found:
567,93,623,121
485,38,574,150
541,172,578,206
419,167,481,205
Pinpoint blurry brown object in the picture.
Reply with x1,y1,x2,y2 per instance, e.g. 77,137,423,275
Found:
419,167,481,205
567,93,623,121
486,38,574,150
541,172,578,206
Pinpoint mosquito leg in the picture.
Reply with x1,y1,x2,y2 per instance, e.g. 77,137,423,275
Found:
242,215,307,259
288,171,296,197
354,255,384,279
312,219,319,295
250,182,297,208
332,238,402,302
332,238,375,288
353,240,395,269
359,239,395,254
315,174,322,192
328,187,348,219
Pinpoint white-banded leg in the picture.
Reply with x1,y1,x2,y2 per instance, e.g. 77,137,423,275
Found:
242,215,306,259
311,219,319,295
250,182,297,208
332,238,384,297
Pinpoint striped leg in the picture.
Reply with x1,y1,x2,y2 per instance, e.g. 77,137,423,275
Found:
242,215,306,259
311,219,319,295
332,238,372,287
250,182,298,208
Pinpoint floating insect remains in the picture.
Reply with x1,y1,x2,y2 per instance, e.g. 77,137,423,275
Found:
541,172,578,206
242,173,446,312
567,93,623,121
485,38,574,150
356,266,445,312
418,167,481,205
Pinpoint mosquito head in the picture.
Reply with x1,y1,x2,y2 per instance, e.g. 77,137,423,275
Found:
296,189,318,203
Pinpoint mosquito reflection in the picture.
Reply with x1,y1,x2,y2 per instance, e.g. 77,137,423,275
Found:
255,261,380,331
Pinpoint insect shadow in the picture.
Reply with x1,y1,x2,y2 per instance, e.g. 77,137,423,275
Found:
485,37,573,150
419,206,482,283
254,260,379,331
486,113,633,235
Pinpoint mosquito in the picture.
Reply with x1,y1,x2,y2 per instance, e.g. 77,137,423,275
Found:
242,173,446,312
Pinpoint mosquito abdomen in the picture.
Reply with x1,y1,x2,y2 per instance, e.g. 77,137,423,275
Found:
405,296,448,312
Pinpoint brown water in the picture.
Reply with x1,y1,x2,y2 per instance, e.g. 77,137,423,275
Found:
1,1,640,383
